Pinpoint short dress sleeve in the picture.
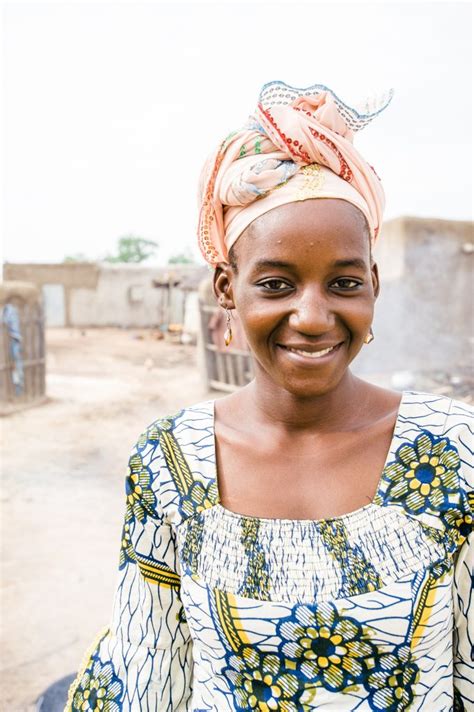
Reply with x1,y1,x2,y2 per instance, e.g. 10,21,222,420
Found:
65,424,193,712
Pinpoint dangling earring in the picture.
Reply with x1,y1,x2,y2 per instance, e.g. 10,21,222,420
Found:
223,308,233,347
364,327,374,344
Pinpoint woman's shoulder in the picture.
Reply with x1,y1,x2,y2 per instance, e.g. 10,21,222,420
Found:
134,398,215,446
128,399,218,523
373,390,472,537
396,390,472,457
396,389,473,491
357,381,472,437
400,389,473,424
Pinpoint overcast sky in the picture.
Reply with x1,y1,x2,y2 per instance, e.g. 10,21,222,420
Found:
1,0,472,266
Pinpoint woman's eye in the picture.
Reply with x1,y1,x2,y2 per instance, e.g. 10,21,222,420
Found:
258,279,292,292
332,278,362,290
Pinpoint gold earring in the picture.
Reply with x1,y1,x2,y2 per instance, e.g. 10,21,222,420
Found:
364,327,374,344
224,307,233,347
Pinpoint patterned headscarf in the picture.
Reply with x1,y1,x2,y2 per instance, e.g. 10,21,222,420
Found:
198,81,393,265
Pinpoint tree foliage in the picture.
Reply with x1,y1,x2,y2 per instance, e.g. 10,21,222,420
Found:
104,235,159,264
168,250,196,265
63,253,90,262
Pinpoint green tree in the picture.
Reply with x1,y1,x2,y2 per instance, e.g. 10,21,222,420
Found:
63,253,90,262
104,235,159,263
168,250,196,265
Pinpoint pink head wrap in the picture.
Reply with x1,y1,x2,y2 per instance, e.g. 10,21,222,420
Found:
198,81,393,266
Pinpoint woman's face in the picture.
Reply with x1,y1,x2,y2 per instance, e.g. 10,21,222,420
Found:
214,198,380,398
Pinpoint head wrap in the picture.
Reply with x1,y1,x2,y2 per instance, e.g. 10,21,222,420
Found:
198,81,393,266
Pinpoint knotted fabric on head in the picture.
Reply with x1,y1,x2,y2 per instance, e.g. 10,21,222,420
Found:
198,81,393,265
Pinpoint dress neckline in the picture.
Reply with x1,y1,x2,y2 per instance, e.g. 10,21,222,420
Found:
208,390,408,525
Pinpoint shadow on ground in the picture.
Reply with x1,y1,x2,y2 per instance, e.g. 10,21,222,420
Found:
36,674,75,711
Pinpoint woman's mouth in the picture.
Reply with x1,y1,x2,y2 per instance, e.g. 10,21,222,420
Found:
277,342,343,363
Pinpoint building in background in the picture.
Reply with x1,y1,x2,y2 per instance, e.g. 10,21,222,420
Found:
2,262,208,337
3,217,473,394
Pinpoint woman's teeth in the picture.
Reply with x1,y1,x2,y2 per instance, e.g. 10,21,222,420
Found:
286,345,337,358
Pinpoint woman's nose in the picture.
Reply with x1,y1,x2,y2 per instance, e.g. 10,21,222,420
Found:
287,291,336,334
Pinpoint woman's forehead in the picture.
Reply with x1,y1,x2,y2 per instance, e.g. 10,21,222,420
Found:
235,199,371,263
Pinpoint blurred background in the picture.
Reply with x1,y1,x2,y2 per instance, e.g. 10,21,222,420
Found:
1,0,472,710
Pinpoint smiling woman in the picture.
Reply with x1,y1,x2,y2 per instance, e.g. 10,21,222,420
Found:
67,81,473,712
216,199,378,403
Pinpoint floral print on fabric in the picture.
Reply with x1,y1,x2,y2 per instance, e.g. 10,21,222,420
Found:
277,602,376,691
454,512,473,541
218,595,423,709
118,521,135,570
365,645,419,712
72,656,123,712
125,453,158,523
223,647,305,712
376,431,461,515
441,505,473,549
118,446,160,571
181,480,219,519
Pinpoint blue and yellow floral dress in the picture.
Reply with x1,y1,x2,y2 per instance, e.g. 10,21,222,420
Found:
66,391,473,711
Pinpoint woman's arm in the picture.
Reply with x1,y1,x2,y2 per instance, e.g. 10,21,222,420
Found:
65,428,193,712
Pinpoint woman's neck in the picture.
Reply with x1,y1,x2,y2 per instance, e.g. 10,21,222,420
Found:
243,369,371,434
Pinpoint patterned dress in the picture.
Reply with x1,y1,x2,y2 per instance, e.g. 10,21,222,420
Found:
66,391,473,711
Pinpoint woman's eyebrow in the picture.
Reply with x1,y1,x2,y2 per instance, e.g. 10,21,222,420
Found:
253,258,367,271
331,258,367,270
253,259,294,270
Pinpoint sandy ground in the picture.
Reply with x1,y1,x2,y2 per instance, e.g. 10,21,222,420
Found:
1,328,213,711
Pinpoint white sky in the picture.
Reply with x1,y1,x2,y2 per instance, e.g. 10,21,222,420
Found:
1,0,472,266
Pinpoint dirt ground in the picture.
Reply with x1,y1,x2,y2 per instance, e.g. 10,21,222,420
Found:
1,328,214,711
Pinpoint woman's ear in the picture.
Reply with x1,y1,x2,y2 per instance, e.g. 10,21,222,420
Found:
371,261,380,299
213,262,236,309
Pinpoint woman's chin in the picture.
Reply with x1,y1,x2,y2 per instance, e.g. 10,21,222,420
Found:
267,353,350,396
283,378,343,399
252,344,357,397
261,368,346,399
